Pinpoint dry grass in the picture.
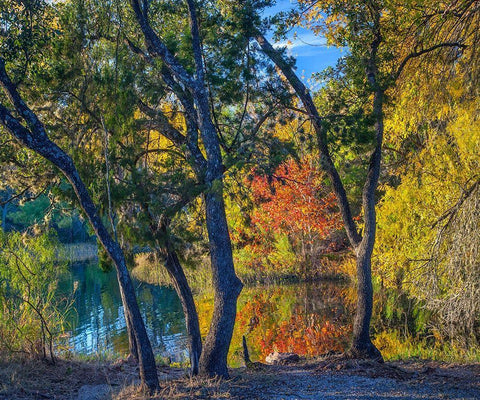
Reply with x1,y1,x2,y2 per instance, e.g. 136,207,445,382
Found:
0,356,139,399
1,355,479,400
116,376,233,399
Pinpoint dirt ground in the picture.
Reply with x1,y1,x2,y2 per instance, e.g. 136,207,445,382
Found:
1,356,479,400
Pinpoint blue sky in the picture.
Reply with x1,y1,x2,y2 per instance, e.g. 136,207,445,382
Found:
263,0,345,84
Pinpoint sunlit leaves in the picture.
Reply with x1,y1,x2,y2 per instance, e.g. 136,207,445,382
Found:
230,155,342,277
0,230,69,359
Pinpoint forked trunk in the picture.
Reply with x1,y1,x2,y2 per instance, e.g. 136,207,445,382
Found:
129,0,243,377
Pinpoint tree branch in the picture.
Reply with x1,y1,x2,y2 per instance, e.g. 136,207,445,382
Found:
129,0,197,89
395,42,466,80
254,34,362,248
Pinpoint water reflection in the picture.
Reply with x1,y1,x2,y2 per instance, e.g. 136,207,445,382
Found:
57,262,189,362
58,263,352,365
229,283,352,366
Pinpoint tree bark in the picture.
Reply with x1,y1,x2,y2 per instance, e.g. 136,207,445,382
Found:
125,313,139,362
199,189,243,377
350,242,381,359
147,213,203,376
162,247,202,375
0,58,160,392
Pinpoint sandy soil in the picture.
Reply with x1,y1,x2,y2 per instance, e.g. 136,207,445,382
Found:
1,357,479,399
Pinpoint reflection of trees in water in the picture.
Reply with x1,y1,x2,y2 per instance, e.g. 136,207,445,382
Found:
195,282,354,366
57,262,465,363
56,262,187,360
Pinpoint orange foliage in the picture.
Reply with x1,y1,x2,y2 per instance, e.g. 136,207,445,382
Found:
250,156,341,244
258,314,349,359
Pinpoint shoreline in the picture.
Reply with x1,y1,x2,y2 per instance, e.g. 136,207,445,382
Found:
1,355,479,399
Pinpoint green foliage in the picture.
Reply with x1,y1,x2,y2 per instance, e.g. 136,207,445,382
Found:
1,0,479,364
0,230,70,361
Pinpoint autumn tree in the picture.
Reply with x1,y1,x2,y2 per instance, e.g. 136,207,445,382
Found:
248,0,472,358
375,0,479,348
234,155,342,278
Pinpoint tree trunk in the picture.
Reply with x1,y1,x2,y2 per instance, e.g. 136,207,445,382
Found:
142,205,203,376
348,50,384,360
54,164,161,391
198,189,243,377
349,241,382,360
162,247,202,375
254,31,384,362
125,313,139,362
60,167,159,391
0,61,160,390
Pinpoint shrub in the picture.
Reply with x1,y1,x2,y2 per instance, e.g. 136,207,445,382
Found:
0,230,70,362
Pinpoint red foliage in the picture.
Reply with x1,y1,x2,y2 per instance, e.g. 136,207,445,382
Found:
259,314,350,358
249,157,341,245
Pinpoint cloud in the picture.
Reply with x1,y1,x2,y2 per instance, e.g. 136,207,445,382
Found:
275,32,328,49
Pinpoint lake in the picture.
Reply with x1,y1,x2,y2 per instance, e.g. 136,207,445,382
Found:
58,262,353,365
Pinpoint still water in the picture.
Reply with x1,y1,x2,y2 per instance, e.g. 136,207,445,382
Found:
57,262,189,362
58,262,352,365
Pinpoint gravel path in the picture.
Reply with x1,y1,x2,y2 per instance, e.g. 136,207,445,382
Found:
225,367,479,400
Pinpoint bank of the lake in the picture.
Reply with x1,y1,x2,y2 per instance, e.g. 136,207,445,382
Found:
1,355,479,400
57,261,353,366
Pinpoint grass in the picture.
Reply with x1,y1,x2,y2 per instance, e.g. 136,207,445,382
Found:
115,376,232,400
131,253,212,293
132,251,350,292
2,349,479,400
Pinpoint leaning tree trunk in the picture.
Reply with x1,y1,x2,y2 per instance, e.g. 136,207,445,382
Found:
142,200,203,375
45,160,160,390
126,312,139,362
199,189,243,377
151,215,203,376
162,247,202,375
0,59,159,391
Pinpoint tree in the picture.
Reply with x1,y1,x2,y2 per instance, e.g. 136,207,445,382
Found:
127,0,252,377
233,155,342,277
251,0,471,359
0,230,67,362
0,1,159,387
5,0,284,377
374,3,479,347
